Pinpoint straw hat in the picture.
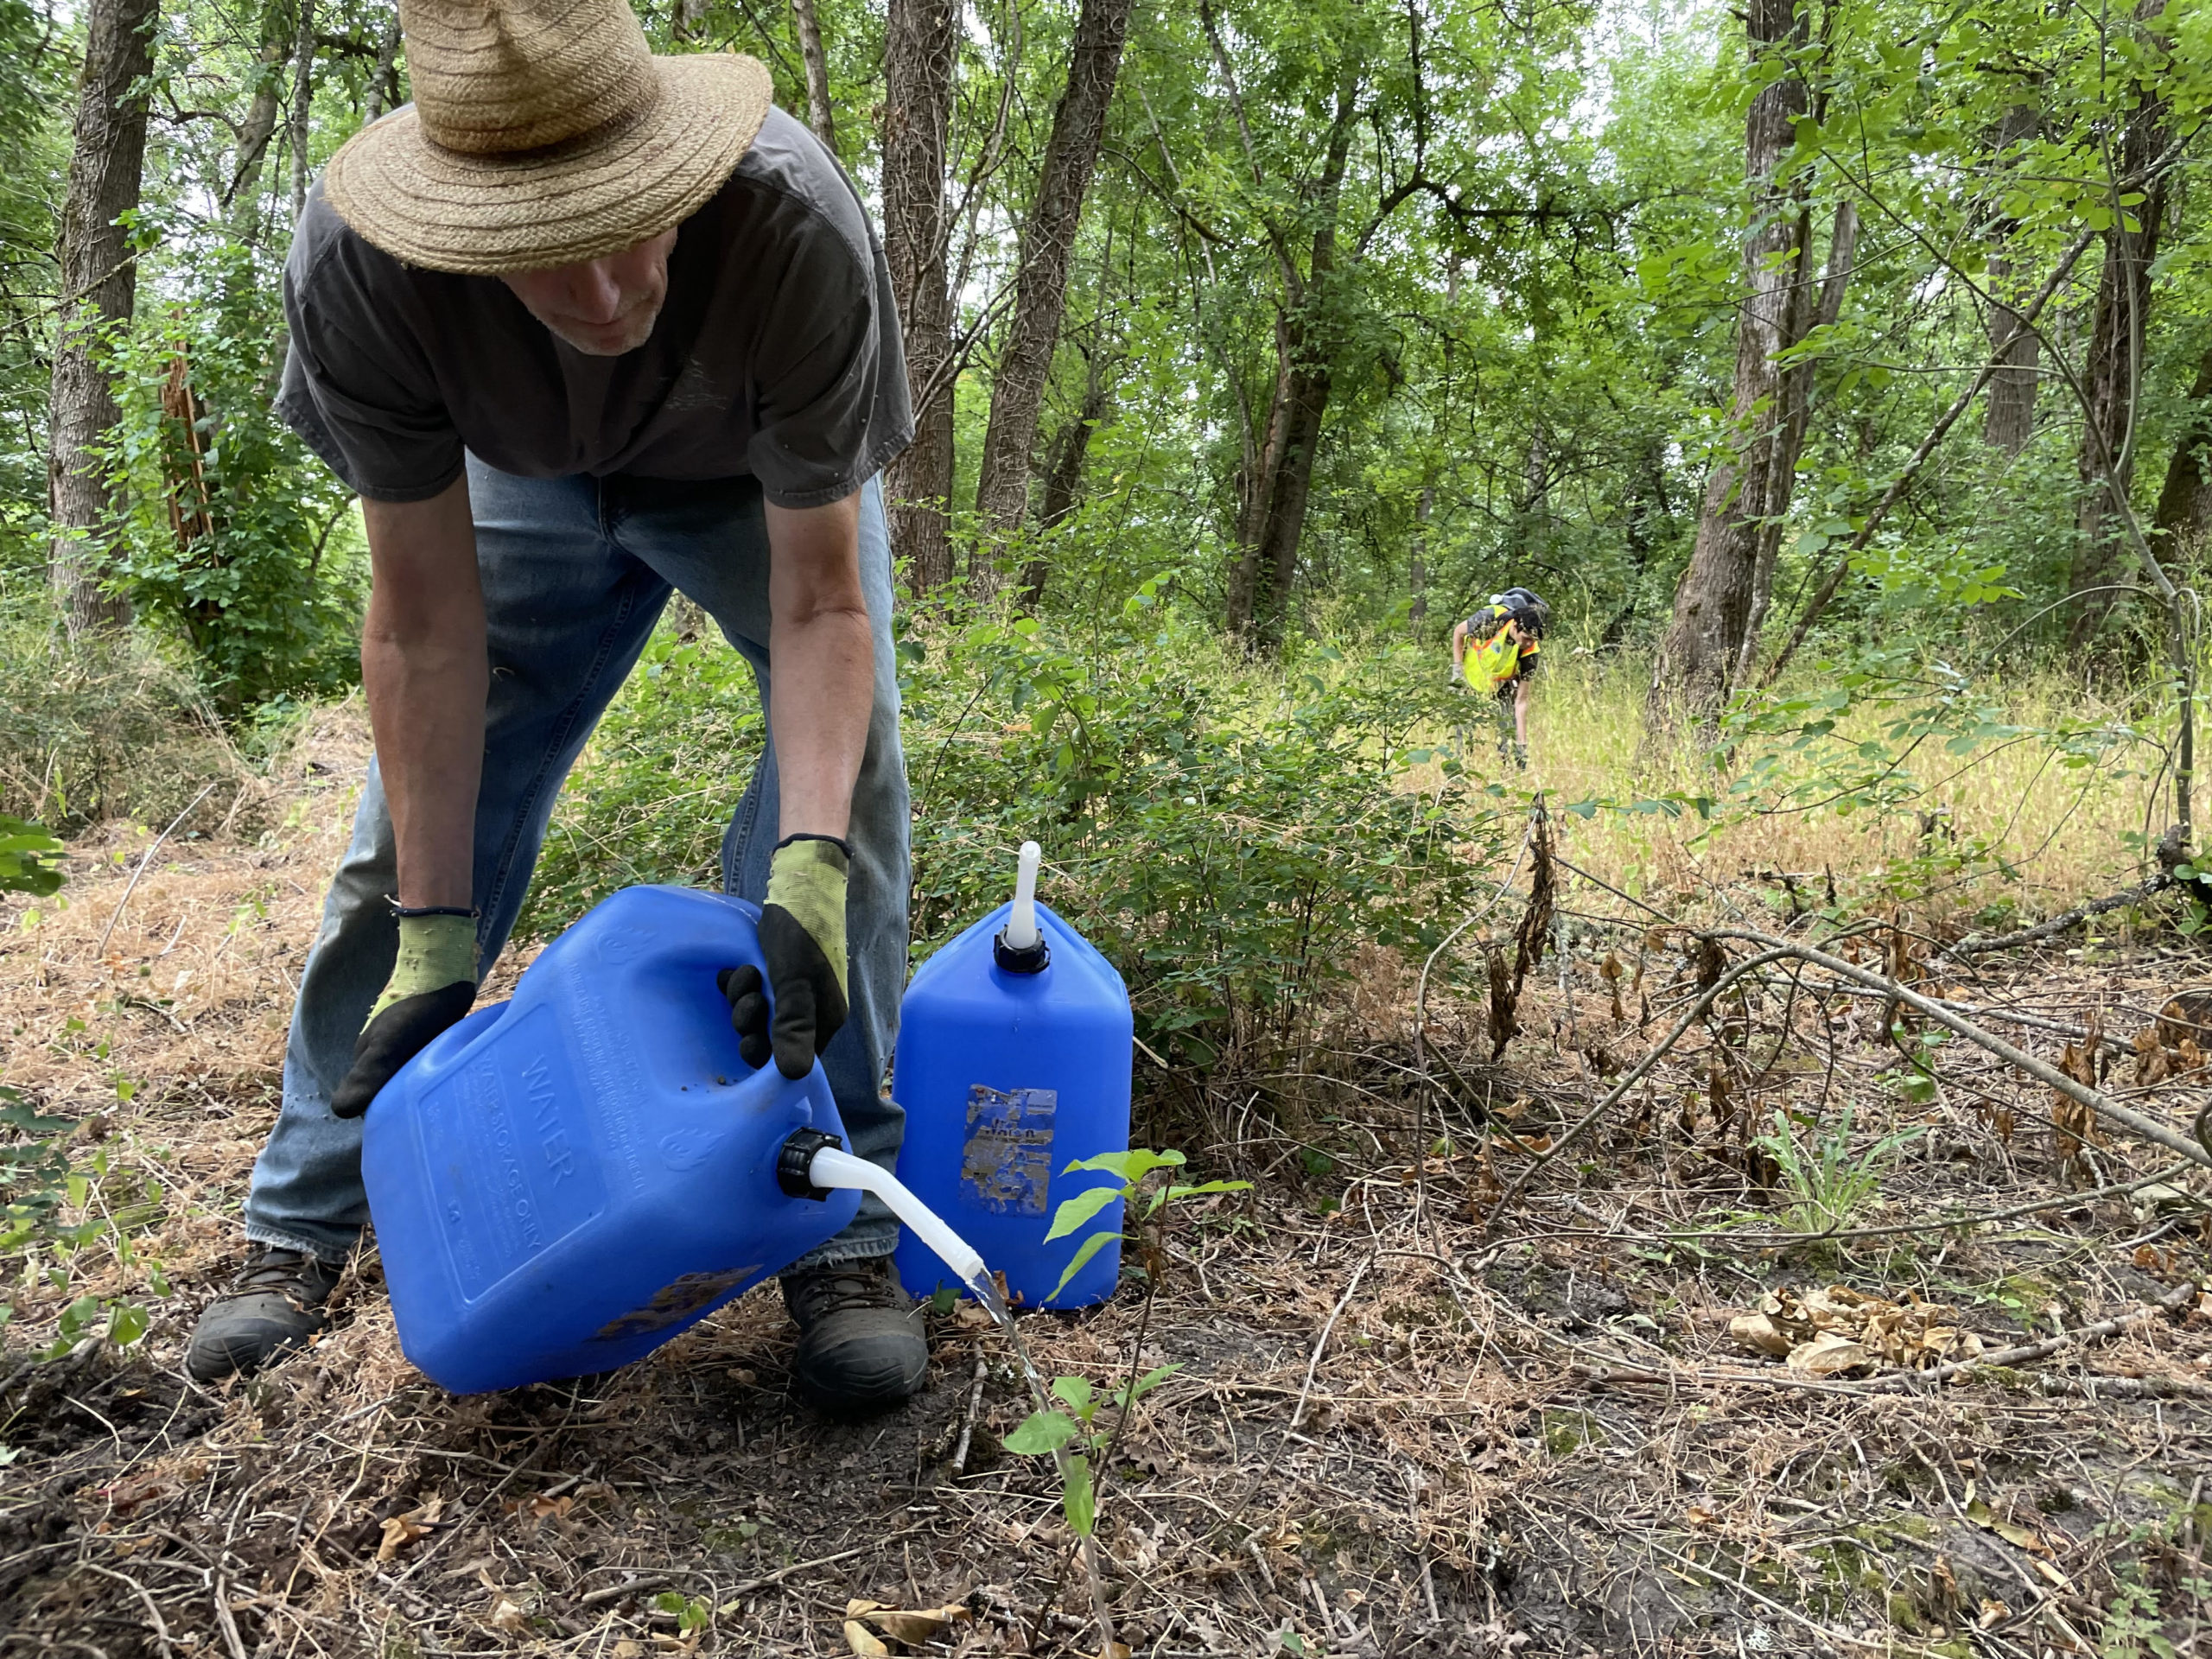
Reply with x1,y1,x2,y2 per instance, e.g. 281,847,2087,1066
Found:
324,0,773,275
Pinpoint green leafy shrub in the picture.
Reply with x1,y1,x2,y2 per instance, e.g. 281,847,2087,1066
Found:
0,812,60,894
520,590,1509,1071
903,594,1509,1068
100,238,367,710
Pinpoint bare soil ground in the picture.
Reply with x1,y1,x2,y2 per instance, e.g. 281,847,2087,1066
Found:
3,722,2209,1658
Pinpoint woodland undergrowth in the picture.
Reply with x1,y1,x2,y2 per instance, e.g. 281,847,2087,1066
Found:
1,619,2208,1656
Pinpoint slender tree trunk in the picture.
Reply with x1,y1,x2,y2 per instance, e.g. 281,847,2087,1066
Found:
2065,44,2170,651
1981,102,2043,455
48,0,159,632
789,0,837,155
1224,62,1357,654
225,0,296,223
879,0,958,595
1252,328,1332,651
1644,0,1808,734
971,0,1133,571
1409,482,1432,634
364,5,400,121
2152,346,2212,550
1735,199,1856,682
1982,272,2042,455
289,0,315,224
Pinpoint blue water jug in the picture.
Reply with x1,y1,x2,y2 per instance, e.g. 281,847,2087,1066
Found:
891,843,1133,1308
363,885,860,1394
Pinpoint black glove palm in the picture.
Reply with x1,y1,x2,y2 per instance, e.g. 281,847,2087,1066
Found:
330,982,478,1117
330,912,478,1120
721,836,850,1080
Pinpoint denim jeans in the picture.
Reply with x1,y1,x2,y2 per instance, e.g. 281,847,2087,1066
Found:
243,460,910,1269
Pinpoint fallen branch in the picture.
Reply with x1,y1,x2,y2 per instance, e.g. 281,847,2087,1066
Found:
1913,1277,2202,1387
949,1343,989,1478
1289,1255,1375,1432
1947,871,2176,957
1707,927,2212,1169
94,780,220,960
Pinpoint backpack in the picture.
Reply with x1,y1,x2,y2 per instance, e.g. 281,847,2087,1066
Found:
1490,586,1548,624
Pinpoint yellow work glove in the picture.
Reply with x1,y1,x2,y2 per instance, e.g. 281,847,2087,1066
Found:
330,911,479,1119
720,836,850,1080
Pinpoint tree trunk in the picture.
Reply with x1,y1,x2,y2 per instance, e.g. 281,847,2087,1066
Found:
364,5,401,121
879,0,958,596
225,0,296,222
2152,346,2212,550
971,0,1133,568
48,0,159,632
289,0,315,224
1981,102,2043,455
2064,37,2171,652
1018,361,1109,606
1735,198,1856,683
1644,0,1808,734
1251,328,1332,652
789,0,837,156
1224,63,1357,654
1982,276,2041,455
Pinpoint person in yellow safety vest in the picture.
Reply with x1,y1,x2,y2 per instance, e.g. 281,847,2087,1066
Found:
1450,598,1543,768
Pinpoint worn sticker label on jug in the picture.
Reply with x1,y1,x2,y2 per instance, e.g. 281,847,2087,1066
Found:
962,1086,1056,1216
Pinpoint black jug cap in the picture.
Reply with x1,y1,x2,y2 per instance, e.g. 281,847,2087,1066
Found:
994,926,1050,974
776,1128,843,1199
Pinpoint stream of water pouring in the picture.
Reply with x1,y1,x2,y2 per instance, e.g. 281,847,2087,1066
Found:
968,1273,1056,1417
806,1146,1114,1643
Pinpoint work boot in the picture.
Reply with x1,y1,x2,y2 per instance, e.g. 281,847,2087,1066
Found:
185,1244,344,1382
780,1257,929,1418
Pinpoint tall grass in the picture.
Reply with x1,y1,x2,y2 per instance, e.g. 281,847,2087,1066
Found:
0,620,246,835
1404,649,2177,924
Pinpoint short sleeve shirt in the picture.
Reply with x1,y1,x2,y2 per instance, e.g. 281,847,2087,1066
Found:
276,107,913,509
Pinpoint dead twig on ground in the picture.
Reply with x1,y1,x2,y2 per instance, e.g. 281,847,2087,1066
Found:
1707,926,2212,1168
92,781,220,961
1914,1277,2202,1387
949,1343,988,1478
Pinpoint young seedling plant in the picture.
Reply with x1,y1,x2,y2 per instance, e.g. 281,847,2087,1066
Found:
1000,1148,1249,1656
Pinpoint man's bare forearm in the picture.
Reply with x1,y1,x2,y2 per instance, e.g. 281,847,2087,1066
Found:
765,493,871,842
360,480,487,911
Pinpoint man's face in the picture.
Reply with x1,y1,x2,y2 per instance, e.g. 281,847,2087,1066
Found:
500,229,678,357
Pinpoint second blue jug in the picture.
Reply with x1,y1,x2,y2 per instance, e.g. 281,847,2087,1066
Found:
363,886,860,1394
891,843,1133,1307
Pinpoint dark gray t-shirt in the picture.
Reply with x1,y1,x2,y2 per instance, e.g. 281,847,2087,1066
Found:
276,107,912,509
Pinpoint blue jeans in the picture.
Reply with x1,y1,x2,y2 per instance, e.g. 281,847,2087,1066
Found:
243,461,910,1269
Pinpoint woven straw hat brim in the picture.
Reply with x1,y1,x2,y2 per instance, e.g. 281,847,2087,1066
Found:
324,54,771,275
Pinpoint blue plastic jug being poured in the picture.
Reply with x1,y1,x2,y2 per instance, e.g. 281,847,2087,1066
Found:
361,884,990,1395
